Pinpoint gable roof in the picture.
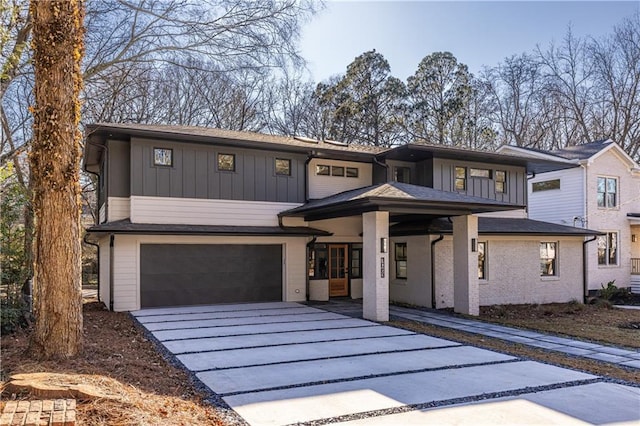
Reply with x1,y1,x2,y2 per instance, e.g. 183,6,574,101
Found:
280,181,523,221
391,217,602,237
550,139,613,160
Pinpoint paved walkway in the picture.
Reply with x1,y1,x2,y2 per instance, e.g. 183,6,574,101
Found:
133,302,640,426
309,299,640,370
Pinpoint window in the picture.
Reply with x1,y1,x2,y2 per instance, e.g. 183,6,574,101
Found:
598,232,618,266
331,166,344,176
153,148,173,166
478,241,487,280
540,242,558,276
597,177,617,208
470,168,491,178
495,170,506,193
351,244,362,278
316,164,330,175
275,158,291,176
218,153,235,171
394,167,410,183
395,242,407,279
455,167,466,190
532,179,560,192
308,244,328,279
346,167,359,178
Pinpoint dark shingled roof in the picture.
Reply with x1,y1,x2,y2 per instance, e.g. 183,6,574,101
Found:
86,219,331,236
550,140,612,160
281,182,523,219
391,217,602,236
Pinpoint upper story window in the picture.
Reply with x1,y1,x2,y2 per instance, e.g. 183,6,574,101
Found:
540,242,558,276
470,168,491,178
532,179,560,192
395,242,407,279
218,153,235,171
275,158,291,176
598,232,618,266
495,170,506,193
478,241,487,280
455,167,466,190
331,166,345,177
346,167,359,178
394,167,410,183
153,148,173,167
316,164,330,175
597,177,617,208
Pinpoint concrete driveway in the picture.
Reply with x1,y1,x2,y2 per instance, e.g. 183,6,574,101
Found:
132,302,640,425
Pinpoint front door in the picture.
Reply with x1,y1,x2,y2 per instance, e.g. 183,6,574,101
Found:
329,244,349,297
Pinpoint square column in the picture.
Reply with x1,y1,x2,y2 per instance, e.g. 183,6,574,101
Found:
363,211,389,321
452,215,479,316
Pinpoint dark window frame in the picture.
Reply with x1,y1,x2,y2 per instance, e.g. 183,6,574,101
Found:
217,153,236,172
597,231,618,266
455,166,466,191
532,179,560,192
275,158,291,176
331,166,345,177
540,241,558,277
346,167,359,178
394,166,411,183
350,244,363,278
308,243,328,279
395,242,407,279
316,164,330,176
153,147,173,167
597,176,617,208
469,168,491,178
478,241,487,280
495,170,506,193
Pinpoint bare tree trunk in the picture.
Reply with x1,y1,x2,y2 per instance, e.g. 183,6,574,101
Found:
29,0,84,359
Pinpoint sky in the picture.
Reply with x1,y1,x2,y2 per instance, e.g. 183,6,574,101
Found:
299,1,640,82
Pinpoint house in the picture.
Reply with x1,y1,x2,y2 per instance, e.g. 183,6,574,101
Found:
498,140,640,294
84,123,599,320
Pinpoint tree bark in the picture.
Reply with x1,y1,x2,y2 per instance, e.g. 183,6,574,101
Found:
28,0,85,359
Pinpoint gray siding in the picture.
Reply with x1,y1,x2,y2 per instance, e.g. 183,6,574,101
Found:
130,138,306,202
107,139,131,197
416,158,434,188
432,158,527,205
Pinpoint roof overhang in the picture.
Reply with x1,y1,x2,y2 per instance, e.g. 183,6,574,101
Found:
280,182,524,222
383,144,578,174
85,220,331,237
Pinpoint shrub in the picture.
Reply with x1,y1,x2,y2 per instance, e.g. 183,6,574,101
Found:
599,280,618,300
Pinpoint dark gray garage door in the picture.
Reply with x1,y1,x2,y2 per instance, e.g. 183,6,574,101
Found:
140,244,283,308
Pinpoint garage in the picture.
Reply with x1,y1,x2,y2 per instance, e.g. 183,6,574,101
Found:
140,244,283,308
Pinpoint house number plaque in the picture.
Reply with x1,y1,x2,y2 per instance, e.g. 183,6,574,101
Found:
380,257,385,278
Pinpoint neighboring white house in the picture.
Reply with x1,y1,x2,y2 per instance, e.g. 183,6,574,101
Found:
498,140,640,294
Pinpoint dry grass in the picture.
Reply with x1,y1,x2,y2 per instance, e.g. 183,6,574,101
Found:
478,302,640,349
389,320,640,384
0,301,226,426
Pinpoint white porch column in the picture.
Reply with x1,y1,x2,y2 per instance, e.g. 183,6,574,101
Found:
363,211,389,321
452,215,479,316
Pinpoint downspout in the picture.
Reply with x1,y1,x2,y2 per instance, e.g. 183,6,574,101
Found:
304,153,314,202
83,234,100,302
583,236,597,303
109,234,115,311
430,234,445,308
306,237,317,300
526,172,536,216
373,156,389,182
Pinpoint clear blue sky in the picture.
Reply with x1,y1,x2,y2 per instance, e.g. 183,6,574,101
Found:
300,1,640,82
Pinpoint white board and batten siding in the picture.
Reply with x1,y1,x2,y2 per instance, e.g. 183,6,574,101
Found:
107,197,130,221
109,234,307,311
528,168,584,226
130,196,302,226
308,159,372,199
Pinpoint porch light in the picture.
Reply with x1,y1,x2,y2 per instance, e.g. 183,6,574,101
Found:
633,235,637,243
380,237,388,253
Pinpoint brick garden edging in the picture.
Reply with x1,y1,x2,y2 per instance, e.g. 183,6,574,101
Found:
0,399,75,426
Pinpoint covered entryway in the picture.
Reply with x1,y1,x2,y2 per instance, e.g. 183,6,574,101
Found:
140,244,282,308
328,244,349,297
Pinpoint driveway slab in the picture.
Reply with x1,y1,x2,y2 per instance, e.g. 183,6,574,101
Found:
132,303,640,426
178,334,457,371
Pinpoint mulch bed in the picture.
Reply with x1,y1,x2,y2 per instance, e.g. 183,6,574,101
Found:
0,301,227,425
